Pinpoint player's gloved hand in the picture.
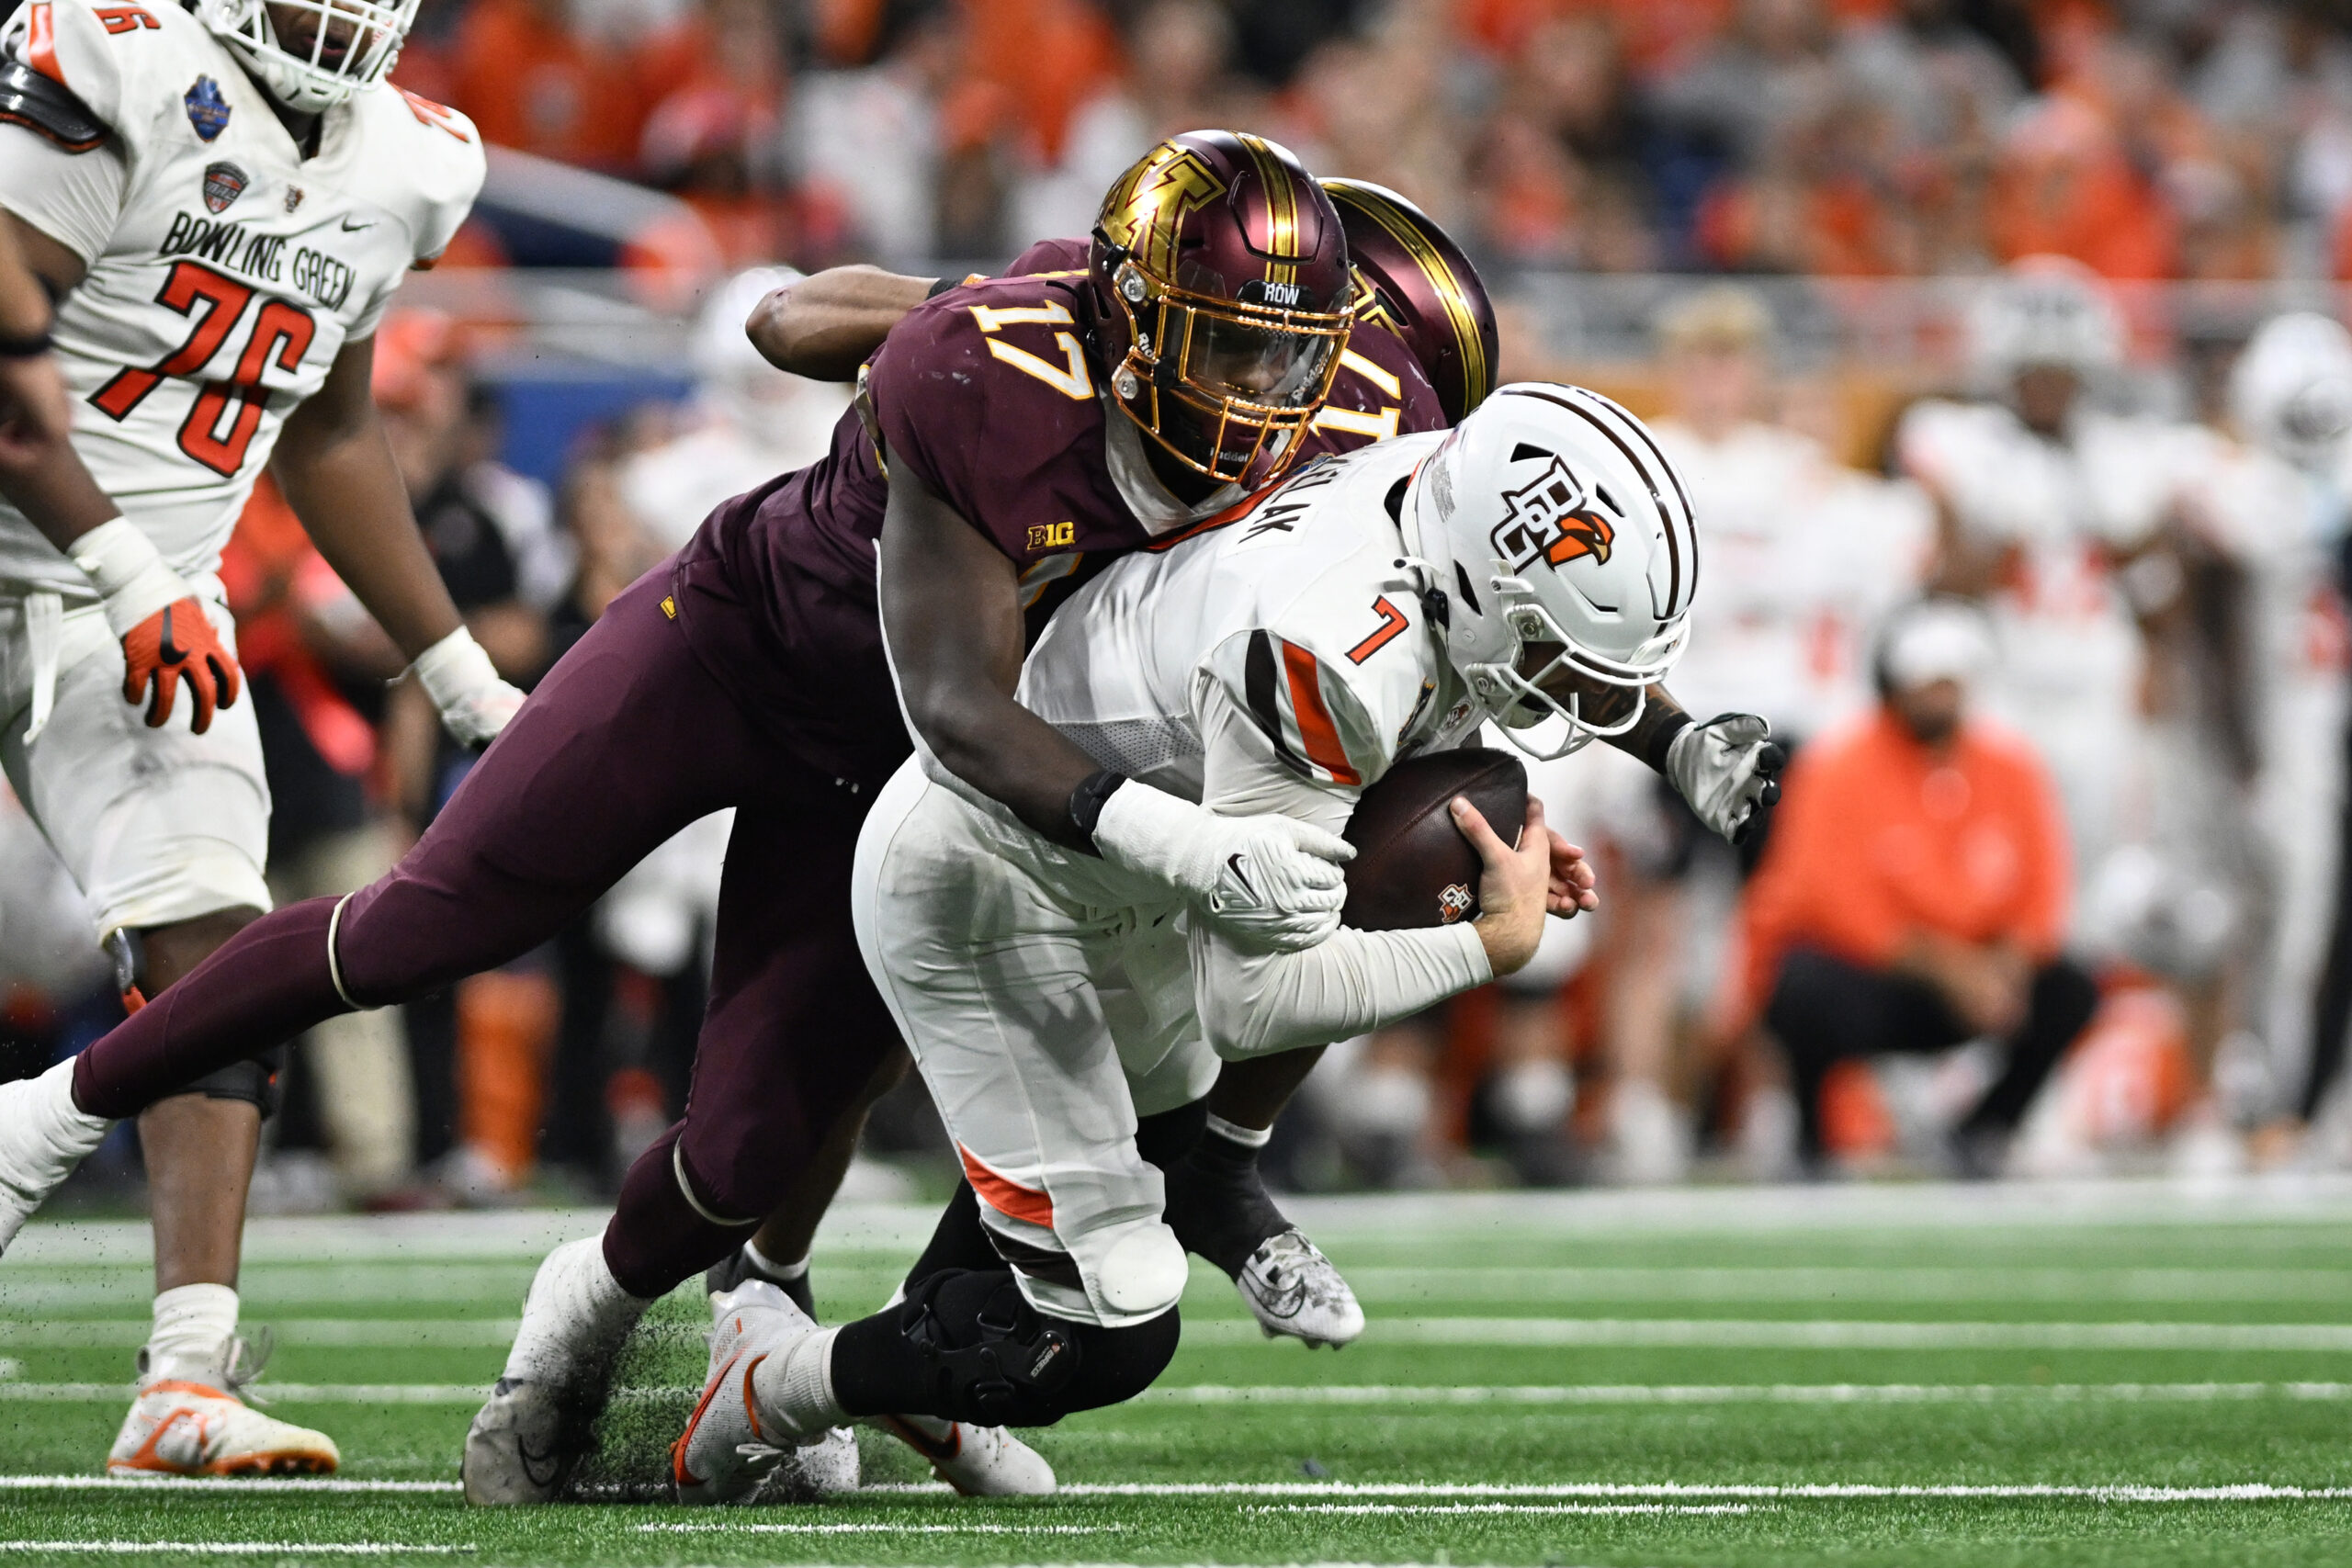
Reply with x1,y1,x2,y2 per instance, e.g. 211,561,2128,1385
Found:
71,518,242,734
412,626,526,749
1666,712,1785,846
1093,780,1354,952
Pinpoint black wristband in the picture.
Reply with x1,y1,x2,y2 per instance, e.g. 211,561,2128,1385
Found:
0,327,53,358
1067,769,1128,855
924,275,957,299
1642,710,1693,775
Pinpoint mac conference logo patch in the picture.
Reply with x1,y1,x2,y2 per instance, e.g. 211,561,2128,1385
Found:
184,75,232,141
201,161,247,214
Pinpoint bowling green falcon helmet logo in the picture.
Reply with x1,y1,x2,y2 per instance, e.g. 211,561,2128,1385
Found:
1487,447,1615,574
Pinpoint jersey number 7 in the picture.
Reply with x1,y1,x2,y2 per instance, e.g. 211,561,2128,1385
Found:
91,260,319,478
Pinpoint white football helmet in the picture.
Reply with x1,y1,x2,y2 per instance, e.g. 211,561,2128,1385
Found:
1966,255,2123,385
1402,382,1697,760
2229,311,2352,473
194,0,420,114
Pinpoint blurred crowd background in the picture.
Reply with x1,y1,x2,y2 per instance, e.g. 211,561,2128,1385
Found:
11,0,2352,1207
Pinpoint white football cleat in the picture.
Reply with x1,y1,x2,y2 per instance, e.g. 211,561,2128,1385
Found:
108,1337,337,1476
1236,1228,1363,1348
876,1413,1057,1496
463,1237,647,1506
0,1059,113,1256
672,1280,830,1506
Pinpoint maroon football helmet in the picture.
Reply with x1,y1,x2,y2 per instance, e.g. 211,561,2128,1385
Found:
1322,178,1498,425
1091,131,1357,485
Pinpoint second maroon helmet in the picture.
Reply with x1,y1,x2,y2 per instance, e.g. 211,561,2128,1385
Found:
1090,130,1357,486
1322,178,1498,425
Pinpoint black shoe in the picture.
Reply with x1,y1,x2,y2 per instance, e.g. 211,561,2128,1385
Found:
1163,1127,1291,1280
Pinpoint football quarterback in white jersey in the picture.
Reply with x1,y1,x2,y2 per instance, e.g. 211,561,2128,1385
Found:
638,389,1690,1487
0,0,519,1476
659,387,1692,1500
1895,257,2199,897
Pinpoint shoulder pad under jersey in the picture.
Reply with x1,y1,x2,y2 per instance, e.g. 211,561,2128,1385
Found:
0,55,105,151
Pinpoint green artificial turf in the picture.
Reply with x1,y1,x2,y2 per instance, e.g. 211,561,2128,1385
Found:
0,1182,2347,1565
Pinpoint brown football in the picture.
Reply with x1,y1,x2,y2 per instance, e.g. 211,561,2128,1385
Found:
1340,748,1529,931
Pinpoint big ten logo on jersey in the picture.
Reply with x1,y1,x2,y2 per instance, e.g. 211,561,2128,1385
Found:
967,299,1091,400
160,213,355,311
1025,521,1076,553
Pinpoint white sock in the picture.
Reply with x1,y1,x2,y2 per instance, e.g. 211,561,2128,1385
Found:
144,1283,238,1385
41,1058,112,1144
752,1323,846,1438
743,1237,809,1283
503,1236,647,1382
1204,1113,1272,1149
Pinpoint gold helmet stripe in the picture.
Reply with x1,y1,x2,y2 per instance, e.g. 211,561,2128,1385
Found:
1325,181,1490,411
1237,132,1301,288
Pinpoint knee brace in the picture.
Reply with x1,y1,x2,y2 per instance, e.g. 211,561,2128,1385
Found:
185,1050,286,1120
890,1268,1180,1427
107,930,284,1118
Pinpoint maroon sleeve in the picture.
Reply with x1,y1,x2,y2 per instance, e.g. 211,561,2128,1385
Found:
864,274,1141,565
1005,236,1092,276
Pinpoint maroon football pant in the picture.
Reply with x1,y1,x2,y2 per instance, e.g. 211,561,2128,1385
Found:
72,569,900,1297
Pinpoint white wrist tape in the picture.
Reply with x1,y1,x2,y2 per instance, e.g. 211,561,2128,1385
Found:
69,518,185,637
411,626,502,720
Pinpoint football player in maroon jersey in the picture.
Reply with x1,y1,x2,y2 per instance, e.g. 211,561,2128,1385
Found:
713,175,1504,1353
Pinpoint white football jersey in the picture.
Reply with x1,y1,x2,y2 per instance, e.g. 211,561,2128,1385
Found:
1895,397,2192,880
0,0,483,597
1650,418,1931,737
1016,432,1485,807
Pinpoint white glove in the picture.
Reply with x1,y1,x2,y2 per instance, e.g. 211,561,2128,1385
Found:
412,626,526,749
1093,780,1354,953
1666,712,1785,845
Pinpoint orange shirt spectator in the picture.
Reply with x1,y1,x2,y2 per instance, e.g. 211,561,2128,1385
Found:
1732,687,2071,1030
449,0,640,170
1730,599,2093,1169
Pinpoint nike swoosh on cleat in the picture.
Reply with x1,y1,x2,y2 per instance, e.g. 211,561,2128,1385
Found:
672,1352,740,1488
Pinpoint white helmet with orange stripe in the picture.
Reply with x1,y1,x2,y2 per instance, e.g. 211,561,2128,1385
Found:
1403,382,1698,759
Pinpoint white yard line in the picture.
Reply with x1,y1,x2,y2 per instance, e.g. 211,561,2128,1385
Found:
1330,1268,2352,1303
0,1382,487,1404
0,1320,517,1349
1141,1382,2352,1404
639,1524,1121,1535
13,1315,2352,1354
1248,1504,1758,1516
1187,1318,2352,1350
12,1178,2352,1266
0,1475,463,1492
0,1544,467,1555
6,1378,2352,1407
0,1474,2342,1502
1060,1483,2352,1501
